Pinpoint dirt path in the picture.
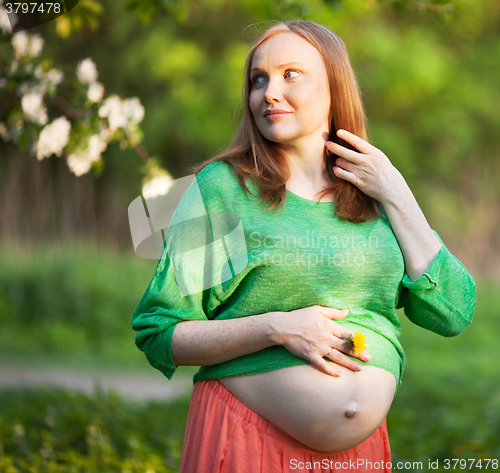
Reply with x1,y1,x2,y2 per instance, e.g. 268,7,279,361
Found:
0,364,193,401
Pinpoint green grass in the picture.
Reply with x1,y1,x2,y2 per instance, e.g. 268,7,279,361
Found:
0,239,157,370
0,387,189,473
387,278,500,466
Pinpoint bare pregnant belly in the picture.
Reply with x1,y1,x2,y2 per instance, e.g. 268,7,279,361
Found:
218,363,396,454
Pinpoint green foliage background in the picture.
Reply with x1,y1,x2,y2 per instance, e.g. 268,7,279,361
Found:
2,0,499,269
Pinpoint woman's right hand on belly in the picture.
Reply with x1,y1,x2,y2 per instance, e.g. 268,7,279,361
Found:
269,305,371,377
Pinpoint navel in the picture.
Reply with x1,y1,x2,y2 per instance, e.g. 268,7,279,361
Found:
344,401,360,418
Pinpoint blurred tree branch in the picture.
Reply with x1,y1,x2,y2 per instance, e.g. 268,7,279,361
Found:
120,0,459,27
54,0,104,38
377,0,456,13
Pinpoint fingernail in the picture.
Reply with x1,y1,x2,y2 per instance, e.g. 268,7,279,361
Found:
335,371,341,377
363,354,371,361
355,364,362,371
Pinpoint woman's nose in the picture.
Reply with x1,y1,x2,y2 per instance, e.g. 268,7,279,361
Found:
263,77,283,103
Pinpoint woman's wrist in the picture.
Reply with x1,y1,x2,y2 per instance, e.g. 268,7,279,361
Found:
266,311,287,346
381,184,442,282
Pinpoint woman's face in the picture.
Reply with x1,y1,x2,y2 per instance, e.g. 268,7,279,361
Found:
249,31,331,150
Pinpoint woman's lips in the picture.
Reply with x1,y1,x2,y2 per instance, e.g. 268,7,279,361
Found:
264,110,292,120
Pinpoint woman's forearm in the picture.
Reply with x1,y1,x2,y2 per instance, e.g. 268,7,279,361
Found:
326,130,442,282
171,312,281,366
171,306,362,374
382,179,442,282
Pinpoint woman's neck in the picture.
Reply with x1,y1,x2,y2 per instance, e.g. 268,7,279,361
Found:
286,166,337,202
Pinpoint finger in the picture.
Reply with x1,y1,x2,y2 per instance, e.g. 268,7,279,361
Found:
334,157,358,175
318,307,349,320
312,355,342,377
329,325,355,340
324,348,363,372
351,350,371,362
339,341,372,362
326,332,371,361
336,129,376,154
333,165,359,186
325,141,363,164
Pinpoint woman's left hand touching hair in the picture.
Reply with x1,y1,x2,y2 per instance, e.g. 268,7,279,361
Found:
327,129,443,282
325,129,407,206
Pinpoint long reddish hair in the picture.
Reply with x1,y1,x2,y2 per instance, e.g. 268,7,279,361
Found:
189,20,382,223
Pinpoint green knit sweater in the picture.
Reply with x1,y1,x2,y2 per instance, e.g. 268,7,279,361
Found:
131,161,476,391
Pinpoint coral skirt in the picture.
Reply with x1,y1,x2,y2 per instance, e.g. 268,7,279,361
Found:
179,378,392,473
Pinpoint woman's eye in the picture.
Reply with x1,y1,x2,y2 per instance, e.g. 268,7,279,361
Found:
252,75,265,85
285,70,300,79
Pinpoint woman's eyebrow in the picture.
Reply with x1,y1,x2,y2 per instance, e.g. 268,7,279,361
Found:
250,62,308,74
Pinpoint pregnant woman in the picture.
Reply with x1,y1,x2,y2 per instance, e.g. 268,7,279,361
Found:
131,20,476,472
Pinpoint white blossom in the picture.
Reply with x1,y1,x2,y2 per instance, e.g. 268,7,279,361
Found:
66,134,107,176
98,95,145,131
123,97,145,124
11,32,44,59
98,95,121,118
87,81,104,103
87,134,107,158
36,116,71,161
29,34,44,58
33,66,64,89
21,91,43,115
76,58,98,84
142,174,174,200
46,68,65,86
67,153,94,177
11,31,29,58
98,95,126,131
21,91,48,125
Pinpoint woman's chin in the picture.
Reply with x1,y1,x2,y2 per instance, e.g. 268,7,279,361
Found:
261,132,300,146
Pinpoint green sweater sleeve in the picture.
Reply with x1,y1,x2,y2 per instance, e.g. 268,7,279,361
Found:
131,172,222,380
396,230,476,337
130,252,214,380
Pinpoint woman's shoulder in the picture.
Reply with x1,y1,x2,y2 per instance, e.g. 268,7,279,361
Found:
196,160,236,184
167,162,239,238
195,160,249,199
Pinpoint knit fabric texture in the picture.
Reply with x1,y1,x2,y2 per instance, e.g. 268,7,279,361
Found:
131,161,476,391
